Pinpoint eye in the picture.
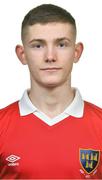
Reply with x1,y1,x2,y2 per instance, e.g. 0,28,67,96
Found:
58,41,68,48
35,44,42,48
30,43,43,49
59,43,65,47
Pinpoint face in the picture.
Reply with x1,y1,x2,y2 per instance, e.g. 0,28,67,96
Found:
16,23,83,88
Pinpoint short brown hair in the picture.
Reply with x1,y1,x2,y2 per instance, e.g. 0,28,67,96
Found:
21,4,76,42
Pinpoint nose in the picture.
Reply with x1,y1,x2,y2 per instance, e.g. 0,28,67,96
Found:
45,46,56,63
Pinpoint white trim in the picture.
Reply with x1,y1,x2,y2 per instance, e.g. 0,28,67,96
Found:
18,88,84,126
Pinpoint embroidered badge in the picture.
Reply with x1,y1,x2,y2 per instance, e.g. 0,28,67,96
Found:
79,149,100,174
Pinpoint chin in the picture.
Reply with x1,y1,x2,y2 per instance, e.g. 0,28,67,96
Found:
38,76,65,88
41,81,63,88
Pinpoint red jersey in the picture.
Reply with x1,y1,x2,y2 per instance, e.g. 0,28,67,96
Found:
0,101,102,179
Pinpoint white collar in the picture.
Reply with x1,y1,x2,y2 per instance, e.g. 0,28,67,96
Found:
18,88,84,118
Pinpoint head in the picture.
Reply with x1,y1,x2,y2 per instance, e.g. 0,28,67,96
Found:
21,4,77,43
16,4,83,88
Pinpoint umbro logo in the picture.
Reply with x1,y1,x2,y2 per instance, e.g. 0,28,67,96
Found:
6,155,20,166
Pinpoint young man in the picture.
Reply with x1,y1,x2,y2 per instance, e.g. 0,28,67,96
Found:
0,4,102,179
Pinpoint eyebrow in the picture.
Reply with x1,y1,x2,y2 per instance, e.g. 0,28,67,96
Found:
28,37,71,44
55,37,71,42
28,39,45,44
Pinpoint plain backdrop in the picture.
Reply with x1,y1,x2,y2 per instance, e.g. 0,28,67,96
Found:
0,0,102,108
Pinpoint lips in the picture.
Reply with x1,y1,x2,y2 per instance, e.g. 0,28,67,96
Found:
40,67,62,71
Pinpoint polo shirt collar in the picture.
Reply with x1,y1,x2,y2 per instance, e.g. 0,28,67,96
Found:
19,88,84,118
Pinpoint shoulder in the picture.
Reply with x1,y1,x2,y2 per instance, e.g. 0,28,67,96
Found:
0,101,19,140
84,101,102,118
0,101,19,117
0,101,19,129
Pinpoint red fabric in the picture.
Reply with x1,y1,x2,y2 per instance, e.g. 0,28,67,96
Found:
0,101,102,179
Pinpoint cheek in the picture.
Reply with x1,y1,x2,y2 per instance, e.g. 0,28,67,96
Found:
58,48,75,60
64,62,73,73
24,56,38,74
60,53,75,67
25,52,39,67
60,53,74,73
66,49,75,59
28,61,39,75
26,51,44,66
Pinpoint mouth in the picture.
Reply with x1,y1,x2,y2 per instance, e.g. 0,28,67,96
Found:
40,67,62,72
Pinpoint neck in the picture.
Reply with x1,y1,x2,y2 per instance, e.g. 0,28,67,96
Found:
28,81,75,118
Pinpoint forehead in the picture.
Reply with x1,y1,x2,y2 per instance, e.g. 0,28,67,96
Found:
25,23,75,42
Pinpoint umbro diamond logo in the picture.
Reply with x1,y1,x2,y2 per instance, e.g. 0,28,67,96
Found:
6,155,20,166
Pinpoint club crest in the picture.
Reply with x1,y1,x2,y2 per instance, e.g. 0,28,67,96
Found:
79,149,100,174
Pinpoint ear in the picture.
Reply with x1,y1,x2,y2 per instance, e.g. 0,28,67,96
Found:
15,45,27,65
74,42,84,63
